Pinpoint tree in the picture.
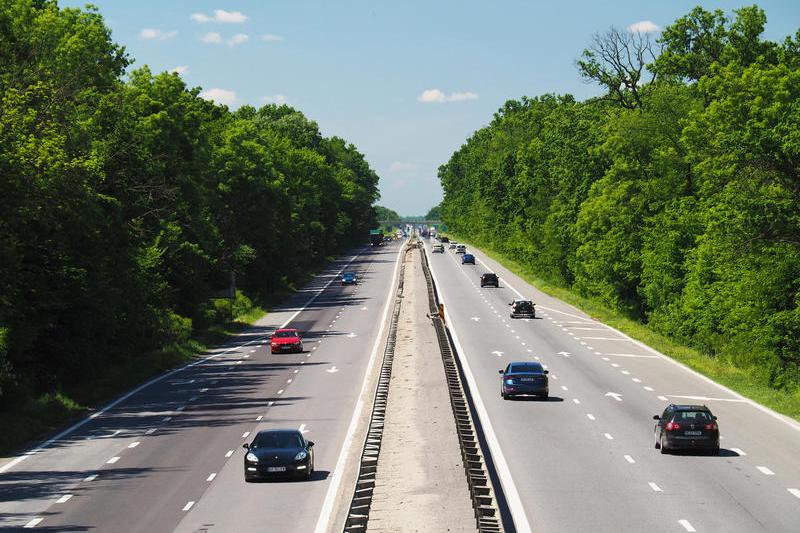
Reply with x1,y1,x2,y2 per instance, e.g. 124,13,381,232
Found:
577,27,660,109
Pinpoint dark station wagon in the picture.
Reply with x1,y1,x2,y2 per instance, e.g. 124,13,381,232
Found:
654,404,720,455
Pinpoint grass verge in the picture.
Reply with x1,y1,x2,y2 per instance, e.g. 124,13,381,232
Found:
451,235,800,422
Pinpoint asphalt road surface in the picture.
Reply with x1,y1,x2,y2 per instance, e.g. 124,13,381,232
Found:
424,239,800,533
0,242,403,533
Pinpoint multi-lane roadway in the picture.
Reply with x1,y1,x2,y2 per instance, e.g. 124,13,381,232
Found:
425,238,800,533
0,242,403,532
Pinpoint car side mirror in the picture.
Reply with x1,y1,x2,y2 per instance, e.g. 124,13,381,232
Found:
712,416,717,420
543,370,549,374
653,415,660,420
307,441,315,448
242,443,250,449
498,370,504,374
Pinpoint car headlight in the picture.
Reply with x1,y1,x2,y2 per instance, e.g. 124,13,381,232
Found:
246,452,259,463
294,450,308,461
505,379,514,385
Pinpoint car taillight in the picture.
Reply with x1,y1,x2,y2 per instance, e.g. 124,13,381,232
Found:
665,422,680,431
703,422,717,430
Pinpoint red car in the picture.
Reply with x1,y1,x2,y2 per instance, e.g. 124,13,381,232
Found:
270,329,304,354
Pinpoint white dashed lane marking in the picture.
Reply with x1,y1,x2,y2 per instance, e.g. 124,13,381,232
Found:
242,432,250,439
624,455,635,464
225,450,234,458
106,456,120,464
788,488,800,499
56,494,73,503
757,466,775,475
84,474,98,482
604,433,614,440
678,519,696,532
183,501,195,512
24,518,43,528
731,448,746,455
128,441,140,449
649,482,663,492
207,473,217,482
587,414,596,421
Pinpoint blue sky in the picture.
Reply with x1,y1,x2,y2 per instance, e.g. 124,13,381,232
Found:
62,1,800,215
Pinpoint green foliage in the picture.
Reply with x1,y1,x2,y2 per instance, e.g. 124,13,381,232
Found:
0,0,379,410
374,205,401,224
440,3,800,392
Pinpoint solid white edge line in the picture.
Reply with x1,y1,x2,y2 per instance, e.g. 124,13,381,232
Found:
425,244,533,533
469,244,800,432
0,249,368,475
313,243,405,533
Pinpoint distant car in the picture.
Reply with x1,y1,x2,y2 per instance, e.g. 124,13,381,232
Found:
500,361,549,400
462,253,475,264
244,429,315,481
455,244,466,254
270,328,303,354
448,242,458,249
654,404,719,455
509,299,535,318
383,236,392,242
341,271,358,285
432,244,445,253
440,237,450,243
480,273,499,287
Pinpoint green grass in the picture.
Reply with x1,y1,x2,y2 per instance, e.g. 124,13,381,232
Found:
451,234,800,422
0,304,267,457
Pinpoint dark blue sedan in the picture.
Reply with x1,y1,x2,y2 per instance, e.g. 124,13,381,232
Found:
243,429,315,481
462,253,475,265
500,361,549,400
341,271,358,285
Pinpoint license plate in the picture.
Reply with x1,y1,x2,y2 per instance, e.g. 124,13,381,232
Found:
684,430,702,436
267,466,287,472
520,378,535,382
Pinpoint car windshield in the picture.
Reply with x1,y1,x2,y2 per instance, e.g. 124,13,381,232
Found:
252,432,303,449
274,330,298,338
514,301,532,309
343,272,355,277
509,363,544,374
674,411,713,423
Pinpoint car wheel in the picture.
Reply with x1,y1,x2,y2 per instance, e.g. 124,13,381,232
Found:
660,435,669,454
501,392,508,400
540,393,549,400
654,432,661,449
710,446,720,456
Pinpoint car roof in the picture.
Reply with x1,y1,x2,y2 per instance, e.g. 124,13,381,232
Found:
482,272,497,276
513,299,532,303
255,428,302,436
669,404,711,412
275,328,298,333
507,361,544,372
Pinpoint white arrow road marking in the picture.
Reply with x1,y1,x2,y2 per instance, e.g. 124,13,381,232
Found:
491,351,504,357
557,351,571,357
327,366,340,373
299,424,309,434
471,317,480,322
605,392,623,402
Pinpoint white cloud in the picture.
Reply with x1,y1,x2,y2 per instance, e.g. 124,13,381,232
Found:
227,33,249,46
418,88,479,103
140,28,178,41
627,20,660,33
389,161,417,173
260,34,284,42
201,32,223,44
448,91,479,102
191,9,248,24
199,88,237,107
262,94,288,105
171,65,189,74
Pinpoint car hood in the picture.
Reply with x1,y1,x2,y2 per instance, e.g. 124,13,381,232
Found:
272,337,300,345
250,447,303,463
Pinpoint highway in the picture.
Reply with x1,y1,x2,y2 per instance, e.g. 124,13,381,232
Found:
424,239,800,533
0,242,402,532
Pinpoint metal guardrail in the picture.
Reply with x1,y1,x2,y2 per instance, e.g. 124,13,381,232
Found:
419,241,506,533
342,242,411,532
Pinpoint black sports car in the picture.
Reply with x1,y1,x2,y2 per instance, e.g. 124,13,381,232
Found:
500,361,549,399
509,299,535,318
244,429,315,481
